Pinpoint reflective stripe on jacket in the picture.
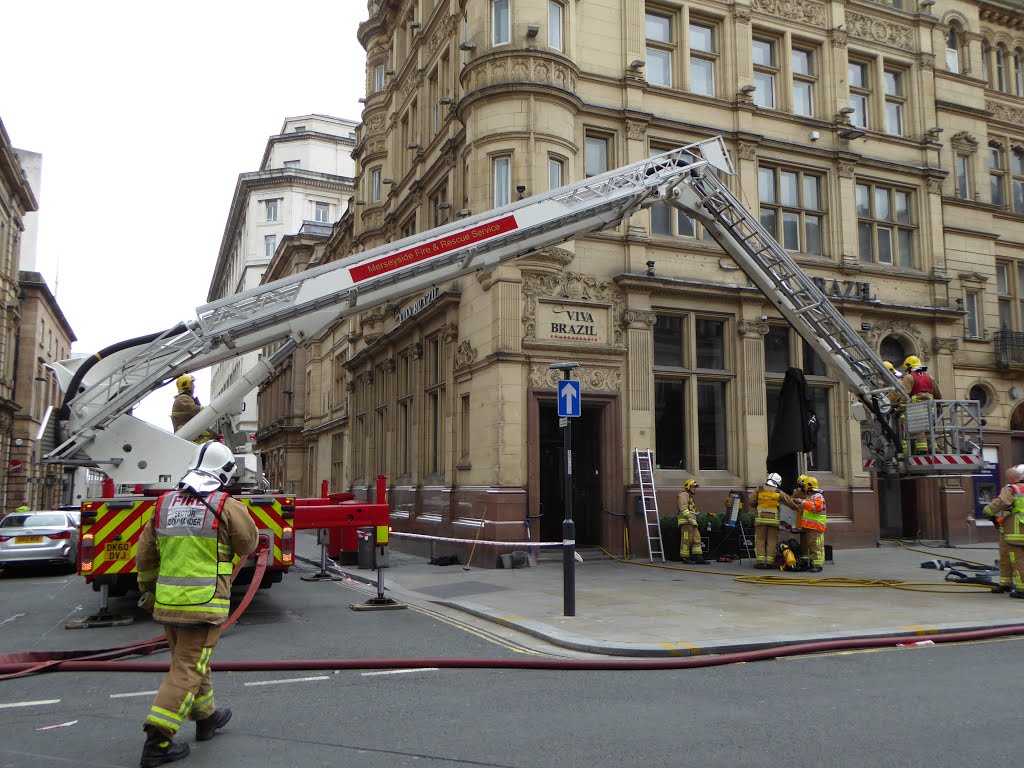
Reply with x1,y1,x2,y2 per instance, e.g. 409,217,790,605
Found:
677,492,697,526
798,492,827,532
994,484,1024,545
755,488,781,526
154,490,233,611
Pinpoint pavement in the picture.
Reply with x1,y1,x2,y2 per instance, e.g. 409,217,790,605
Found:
295,531,1024,657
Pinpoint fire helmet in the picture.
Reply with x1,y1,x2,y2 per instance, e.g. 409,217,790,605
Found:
902,355,922,372
176,374,196,394
765,472,782,488
684,479,699,492
178,442,236,494
801,475,820,492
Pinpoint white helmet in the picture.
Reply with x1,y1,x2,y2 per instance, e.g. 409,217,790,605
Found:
178,442,237,494
765,473,782,488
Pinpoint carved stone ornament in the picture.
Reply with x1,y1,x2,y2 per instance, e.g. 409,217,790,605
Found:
622,310,657,327
439,322,459,342
950,130,979,154
750,0,826,28
860,321,930,363
932,337,959,354
454,339,478,369
425,14,457,57
528,365,622,392
410,341,424,359
518,246,574,270
345,380,356,393
926,177,944,195
625,120,648,141
522,270,626,347
845,12,914,51
918,53,935,71
837,160,856,178
737,319,769,337
364,114,387,136
399,68,424,104
738,142,757,161
831,29,848,48
734,7,752,25
382,357,397,374
462,51,579,97
988,101,1024,126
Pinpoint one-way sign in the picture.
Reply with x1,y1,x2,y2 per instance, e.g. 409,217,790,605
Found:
557,380,581,418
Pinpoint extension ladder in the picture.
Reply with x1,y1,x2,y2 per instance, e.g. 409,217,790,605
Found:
634,449,665,563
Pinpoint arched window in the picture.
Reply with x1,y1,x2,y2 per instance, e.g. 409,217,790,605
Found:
880,336,907,367
997,44,1009,91
983,40,992,85
946,26,961,74
1015,48,1024,96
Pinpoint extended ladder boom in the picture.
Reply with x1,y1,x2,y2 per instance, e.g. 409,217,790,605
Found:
48,139,734,481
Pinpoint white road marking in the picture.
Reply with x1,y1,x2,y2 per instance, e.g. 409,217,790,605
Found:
243,675,330,687
361,668,440,677
109,690,159,699
0,699,60,710
35,720,78,731
0,613,25,627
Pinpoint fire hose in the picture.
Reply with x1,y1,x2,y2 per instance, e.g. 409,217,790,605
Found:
0,542,270,681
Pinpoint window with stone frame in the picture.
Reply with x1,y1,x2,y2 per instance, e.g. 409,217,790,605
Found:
492,0,510,45
397,352,413,477
856,182,916,267
374,363,390,478
1015,48,1024,96
352,370,369,484
653,314,732,471
955,153,971,200
758,165,825,256
964,289,982,338
493,154,512,207
423,333,448,479
791,44,816,117
848,59,871,129
990,142,1007,208
883,68,906,136
945,25,963,74
764,325,834,472
585,132,611,177
1012,146,1024,214
429,183,449,228
688,17,718,96
645,8,674,87
548,1,565,51
370,167,382,203
997,260,1024,332
332,352,347,412
331,432,344,493
548,154,565,190
752,36,778,109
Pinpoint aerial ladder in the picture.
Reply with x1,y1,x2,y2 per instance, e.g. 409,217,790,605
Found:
45,136,982,491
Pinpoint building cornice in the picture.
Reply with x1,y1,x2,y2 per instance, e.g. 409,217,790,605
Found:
0,119,37,213
17,271,77,341
259,130,357,170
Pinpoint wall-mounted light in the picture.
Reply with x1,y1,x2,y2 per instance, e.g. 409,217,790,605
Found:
457,208,471,217
459,41,476,51
645,260,656,277
384,69,396,76
516,185,527,199
439,97,454,105
628,59,645,70
383,178,394,185
526,24,539,38
837,127,866,140
358,97,367,104
438,202,452,210
355,200,367,206
739,84,757,95
407,143,421,150
409,20,422,29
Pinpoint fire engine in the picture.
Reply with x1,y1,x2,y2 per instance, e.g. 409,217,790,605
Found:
44,137,984,602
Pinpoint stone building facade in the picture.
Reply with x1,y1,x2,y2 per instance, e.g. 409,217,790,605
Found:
262,0,1024,561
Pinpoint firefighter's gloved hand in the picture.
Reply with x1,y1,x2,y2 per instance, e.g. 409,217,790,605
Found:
138,591,155,613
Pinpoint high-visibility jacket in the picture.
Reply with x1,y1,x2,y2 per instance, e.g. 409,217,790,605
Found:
676,492,697,526
798,491,827,532
138,490,258,626
753,487,781,526
985,484,1024,545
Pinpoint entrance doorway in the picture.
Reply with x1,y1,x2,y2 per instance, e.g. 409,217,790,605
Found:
538,404,603,545
879,477,919,538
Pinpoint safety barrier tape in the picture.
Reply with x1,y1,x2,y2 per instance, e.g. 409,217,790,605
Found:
389,531,562,548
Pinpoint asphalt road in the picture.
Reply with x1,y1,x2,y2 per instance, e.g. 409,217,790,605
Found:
1,561,1022,768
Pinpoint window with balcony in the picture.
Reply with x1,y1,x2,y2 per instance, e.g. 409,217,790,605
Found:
883,69,905,136
848,60,870,129
758,166,824,255
653,314,731,471
753,37,777,109
645,10,674,87
856,183,915,267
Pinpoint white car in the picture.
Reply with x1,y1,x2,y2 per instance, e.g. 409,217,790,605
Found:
0,511,80,571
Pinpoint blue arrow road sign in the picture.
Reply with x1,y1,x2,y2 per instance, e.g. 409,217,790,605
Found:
557,380,581,418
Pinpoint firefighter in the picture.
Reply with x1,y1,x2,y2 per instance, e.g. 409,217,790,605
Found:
171,374,215,443
788,475,827,572
136,441,259,767
676,479,706,564
982,464,1024,598
901,355,942,454
746,473,799,569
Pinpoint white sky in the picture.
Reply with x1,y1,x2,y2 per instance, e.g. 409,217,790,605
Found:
1,1,368,427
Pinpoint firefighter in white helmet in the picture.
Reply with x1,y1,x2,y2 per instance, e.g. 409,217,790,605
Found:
676,479,706,564
136,441,259,766
171,374,215,443
747,473,799,569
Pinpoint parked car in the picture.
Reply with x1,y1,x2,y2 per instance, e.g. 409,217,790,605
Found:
0,511,79,570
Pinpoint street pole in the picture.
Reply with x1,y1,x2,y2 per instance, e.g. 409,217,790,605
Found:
550,362,579,617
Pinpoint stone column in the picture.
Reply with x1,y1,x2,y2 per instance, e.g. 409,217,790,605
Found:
737,318,769,482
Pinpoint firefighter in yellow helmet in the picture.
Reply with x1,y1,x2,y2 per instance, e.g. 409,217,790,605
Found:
747,473,800,569
676,479,706,564
136,441,259,766
901,355,942,454
782,475,827,571
982,464,1024,597
171,375,215,443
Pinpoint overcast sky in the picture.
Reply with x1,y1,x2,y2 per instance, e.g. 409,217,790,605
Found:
2,1,368,427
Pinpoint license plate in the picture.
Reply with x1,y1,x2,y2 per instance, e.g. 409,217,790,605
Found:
15,536,42,544
105,542,131,561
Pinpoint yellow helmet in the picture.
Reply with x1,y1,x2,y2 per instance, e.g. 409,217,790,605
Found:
883,361,895,373
684,479,699,492
902,355,922,372
801,475,820,492
176,374,195,394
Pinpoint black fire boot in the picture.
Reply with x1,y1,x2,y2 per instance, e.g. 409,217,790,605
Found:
196,708,232,742
692,555,707,564
1008,590,1024,599
991,585,1012,594
140,725,190,768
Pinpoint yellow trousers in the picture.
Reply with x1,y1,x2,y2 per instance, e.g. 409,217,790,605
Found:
145,624,222,736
